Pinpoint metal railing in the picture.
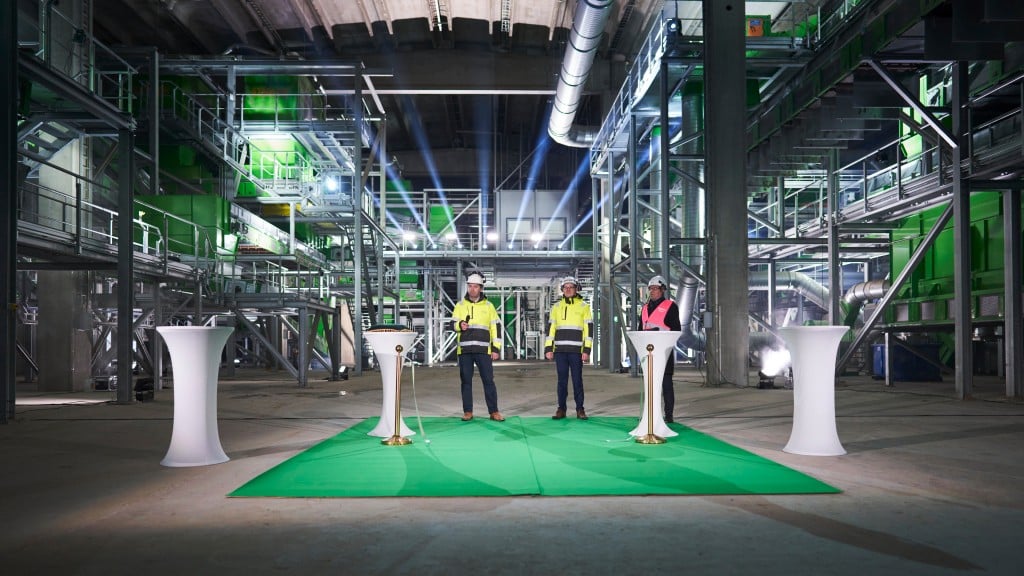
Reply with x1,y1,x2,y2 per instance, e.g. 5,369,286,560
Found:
159,84,329,199
20,3,137,114
17,177,222,276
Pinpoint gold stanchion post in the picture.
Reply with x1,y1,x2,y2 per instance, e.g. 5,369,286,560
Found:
636,343,665,444
382,344,413,446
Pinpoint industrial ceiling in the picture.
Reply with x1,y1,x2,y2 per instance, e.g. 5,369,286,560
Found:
82,0,819,193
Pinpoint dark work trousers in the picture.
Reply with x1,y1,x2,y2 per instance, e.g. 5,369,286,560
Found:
554,351,585,411
663,363,675,418
458,352,498,414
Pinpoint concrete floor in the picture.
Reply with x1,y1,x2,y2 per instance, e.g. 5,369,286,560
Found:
2,362,1022,575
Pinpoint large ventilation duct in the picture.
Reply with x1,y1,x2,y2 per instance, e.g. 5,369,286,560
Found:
674,274,706,350
675,273,810,353
678,273,874,358
843,279,890,306
748,270,830,312
842,279,890,326
548,0,614,148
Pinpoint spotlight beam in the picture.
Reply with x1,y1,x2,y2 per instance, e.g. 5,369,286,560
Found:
384,162,434,245
398,96,456,233
541,156,590,239
508,129,553,248
559,178,623,249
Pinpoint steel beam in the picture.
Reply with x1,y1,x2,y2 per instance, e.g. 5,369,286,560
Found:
838,203,954,371
233,311,299,379
867,59,957,149
18,56,134,131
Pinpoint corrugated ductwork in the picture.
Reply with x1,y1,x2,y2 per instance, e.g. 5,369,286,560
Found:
548,0,613,148
670,270,835,353
674,274,706,350
843,279,890,305
749,270,830,311
842,279,889,325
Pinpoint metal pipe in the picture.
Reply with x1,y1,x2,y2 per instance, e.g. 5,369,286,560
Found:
749,270,830,311
842,279,889,306
841,279,889,326
548,0,614,148
675,274,705,350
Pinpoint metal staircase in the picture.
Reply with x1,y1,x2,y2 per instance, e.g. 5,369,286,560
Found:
159,81,318,200
17,120,77,176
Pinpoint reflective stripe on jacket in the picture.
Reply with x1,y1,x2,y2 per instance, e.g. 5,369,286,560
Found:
544,296,593,354
452,296,502,355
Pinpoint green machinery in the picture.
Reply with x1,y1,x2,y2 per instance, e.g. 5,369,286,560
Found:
888,192,1012,327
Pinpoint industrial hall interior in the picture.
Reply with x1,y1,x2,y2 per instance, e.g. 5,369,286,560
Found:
1,0,1023,574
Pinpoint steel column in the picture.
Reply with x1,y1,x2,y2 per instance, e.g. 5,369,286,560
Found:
153,281,164,389
329,304,341,378
297,308,309,387
659,58,672,284
1,0,16,422
116,129,136,404
827,149,842,324
628,114,639,377
1004,187,1022,397
952,62,973,399
603,154,618,372
353,73,364,375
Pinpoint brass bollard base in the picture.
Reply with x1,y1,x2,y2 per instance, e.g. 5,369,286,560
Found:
382,435,413,446
635,434,666,445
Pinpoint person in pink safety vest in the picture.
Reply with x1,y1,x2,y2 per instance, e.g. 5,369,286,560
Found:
639,275,681,423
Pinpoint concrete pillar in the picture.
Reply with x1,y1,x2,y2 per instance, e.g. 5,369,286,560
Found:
36,271,93,391
703,0,749,386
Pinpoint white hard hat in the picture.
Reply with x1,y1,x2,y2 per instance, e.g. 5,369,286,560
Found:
466,272,486,286
648,275,667,288
560,276,579,290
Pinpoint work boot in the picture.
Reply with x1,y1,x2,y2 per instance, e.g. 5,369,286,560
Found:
552,408,566,420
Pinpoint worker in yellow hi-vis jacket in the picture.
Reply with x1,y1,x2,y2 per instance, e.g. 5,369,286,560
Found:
545,276,593,420
452,272,504,422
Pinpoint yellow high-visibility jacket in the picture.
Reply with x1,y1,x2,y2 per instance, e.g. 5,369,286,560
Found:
545,296,593,355
452,296,502,355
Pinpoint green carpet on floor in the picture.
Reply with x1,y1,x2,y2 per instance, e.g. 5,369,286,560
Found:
229,416,840,498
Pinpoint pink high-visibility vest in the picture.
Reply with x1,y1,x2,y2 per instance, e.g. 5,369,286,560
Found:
642,299,673,331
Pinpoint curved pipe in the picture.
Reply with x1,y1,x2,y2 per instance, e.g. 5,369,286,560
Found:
674,274,780,352
674,274,706,350
843,279,890,305
748,270,830,311
548,0,613,148
842,279,890,326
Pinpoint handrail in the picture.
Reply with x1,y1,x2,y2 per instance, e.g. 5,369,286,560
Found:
26,3,138,114
16,179,223,276
160,82,323,199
